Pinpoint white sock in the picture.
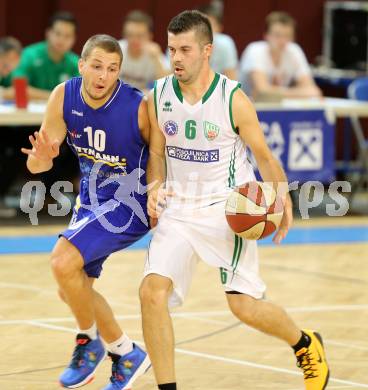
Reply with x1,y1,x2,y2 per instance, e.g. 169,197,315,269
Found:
107,333,133,356
78,323,98,340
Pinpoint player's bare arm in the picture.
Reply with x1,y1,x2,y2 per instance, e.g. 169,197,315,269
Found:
232,88,292,243
21,83,67,174
146,91,169,221
137,96,150,145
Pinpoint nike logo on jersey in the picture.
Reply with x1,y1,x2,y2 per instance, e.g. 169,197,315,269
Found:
68,217,89,230
72,109,84,117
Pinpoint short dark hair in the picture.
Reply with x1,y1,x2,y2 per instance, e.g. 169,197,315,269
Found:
81,34,123,66
168,10,213,45
48,11,78,31
265,11,296,32
197,4,223,25
0,37,22,56
124,10,153,32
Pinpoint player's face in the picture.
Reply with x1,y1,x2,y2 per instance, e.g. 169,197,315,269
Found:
0,49,20,77
47,21,76,55
265,23,294,52
79,48,121,101
124,21,151,54
168,30,212,84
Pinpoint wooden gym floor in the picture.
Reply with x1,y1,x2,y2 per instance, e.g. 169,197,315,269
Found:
0,217,367,389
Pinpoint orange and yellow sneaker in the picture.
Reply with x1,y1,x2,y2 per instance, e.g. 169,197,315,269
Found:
295,330,329,390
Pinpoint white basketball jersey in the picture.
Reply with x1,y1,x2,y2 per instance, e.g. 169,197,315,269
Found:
154,73,255,210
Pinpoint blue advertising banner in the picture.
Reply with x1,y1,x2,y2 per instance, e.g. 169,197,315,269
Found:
254,109,335,183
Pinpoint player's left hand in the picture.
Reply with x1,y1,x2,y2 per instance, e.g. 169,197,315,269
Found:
273,195,293,244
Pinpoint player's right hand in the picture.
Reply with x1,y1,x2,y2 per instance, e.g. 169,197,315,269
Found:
147,188,173,219
21,130,60,161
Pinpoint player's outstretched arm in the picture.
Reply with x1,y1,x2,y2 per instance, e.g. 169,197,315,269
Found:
138,96,150,145
146,90,169,224
233,89,292,244
21,83,67,174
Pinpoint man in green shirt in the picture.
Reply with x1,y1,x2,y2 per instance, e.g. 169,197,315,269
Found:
11,11,79,100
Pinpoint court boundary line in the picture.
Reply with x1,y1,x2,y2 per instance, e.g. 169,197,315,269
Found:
3,320,368,388
2,303,368,326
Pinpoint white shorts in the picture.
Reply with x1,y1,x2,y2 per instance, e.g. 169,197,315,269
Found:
144,202,266,307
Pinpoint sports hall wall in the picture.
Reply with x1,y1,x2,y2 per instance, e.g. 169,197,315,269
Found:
0,0,328,64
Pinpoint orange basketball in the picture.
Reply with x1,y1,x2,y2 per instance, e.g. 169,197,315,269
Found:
225,181,284,240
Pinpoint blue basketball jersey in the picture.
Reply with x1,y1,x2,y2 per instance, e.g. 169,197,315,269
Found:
63,77,148,206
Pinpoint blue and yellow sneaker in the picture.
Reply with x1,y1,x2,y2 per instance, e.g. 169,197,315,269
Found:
102,344,151,390
59,333,106,388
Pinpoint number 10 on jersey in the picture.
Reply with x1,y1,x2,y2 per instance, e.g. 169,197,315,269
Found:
84,126,106,152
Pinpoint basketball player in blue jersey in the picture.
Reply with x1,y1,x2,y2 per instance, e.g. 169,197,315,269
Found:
139,11,329,390
21,35,151,389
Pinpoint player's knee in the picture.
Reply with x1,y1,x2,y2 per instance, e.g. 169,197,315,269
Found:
139,276,171,308
228,294,257,323
51,253,79,280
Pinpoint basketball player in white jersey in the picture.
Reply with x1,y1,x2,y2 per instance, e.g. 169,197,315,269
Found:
140,11,329,390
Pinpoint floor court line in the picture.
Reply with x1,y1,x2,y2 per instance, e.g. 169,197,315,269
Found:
4,314,368,353
173,347,368,388
286,386,355,390
7,320,368,388
325,340,368,351
2,279,368,315
1,303,368,325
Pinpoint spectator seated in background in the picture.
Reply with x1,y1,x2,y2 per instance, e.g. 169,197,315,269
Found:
10,11,79,100
239,11,321,101
119,10,169,93
0,37,22,101
199,3,238,80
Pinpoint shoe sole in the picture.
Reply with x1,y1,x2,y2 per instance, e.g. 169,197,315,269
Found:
122,355,151,390
60,349,107,389
313,331,330,390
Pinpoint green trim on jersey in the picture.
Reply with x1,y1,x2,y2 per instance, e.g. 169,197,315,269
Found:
172,72,220,104
231,235,239,268
221,78,227,104
228,145,236,188
202,72,220,103
159,76,169,104
172,76,183,103
153,80,158,119
233,236,243,274
231,235,243,274
229,83,241,134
